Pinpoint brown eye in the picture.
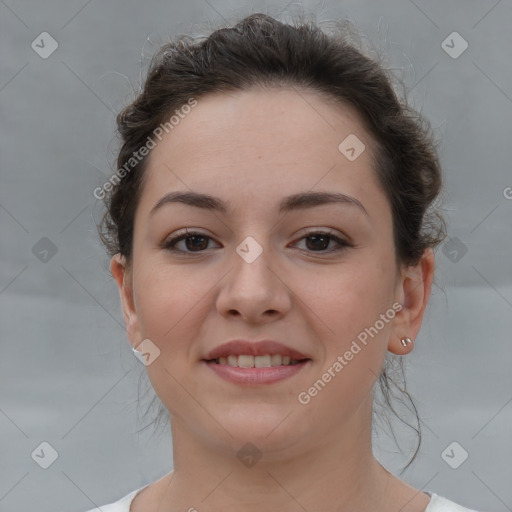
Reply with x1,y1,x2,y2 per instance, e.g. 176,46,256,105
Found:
294,231,350,253
163,232,218,253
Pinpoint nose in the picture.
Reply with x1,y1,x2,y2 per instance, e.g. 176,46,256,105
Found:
215,238,292,324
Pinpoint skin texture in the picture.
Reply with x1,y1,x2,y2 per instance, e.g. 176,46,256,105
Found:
111,88,435,512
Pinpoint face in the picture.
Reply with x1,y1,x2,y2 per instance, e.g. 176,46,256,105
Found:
111,88,432,457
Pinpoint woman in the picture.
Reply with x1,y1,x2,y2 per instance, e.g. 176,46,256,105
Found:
88,12,479,512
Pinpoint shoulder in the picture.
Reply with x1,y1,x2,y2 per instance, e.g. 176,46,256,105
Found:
426,493,480,512
83,486,146,512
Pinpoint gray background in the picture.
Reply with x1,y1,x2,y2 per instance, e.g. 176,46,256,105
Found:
1,1,511,511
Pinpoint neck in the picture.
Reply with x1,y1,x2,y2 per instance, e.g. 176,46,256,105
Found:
158,410,400,511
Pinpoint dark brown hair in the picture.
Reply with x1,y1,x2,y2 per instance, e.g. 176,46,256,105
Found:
98,12,446,471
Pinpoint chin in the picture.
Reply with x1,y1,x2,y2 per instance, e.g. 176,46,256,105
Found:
215,403,306,450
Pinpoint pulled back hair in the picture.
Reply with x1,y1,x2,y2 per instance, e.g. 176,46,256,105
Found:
98,12,446,471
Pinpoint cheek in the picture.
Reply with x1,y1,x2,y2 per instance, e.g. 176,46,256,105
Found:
131,259,224,400
132,264,206,415
304,256,395,334
294,270,393,420
297,254,395,380
132,262,205,355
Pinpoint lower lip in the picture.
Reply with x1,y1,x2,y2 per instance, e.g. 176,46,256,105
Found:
204,360,310,385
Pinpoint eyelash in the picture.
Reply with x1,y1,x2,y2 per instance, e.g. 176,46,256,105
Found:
161,229,351,255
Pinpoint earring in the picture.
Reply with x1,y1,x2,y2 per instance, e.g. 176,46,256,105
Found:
400,337,414,347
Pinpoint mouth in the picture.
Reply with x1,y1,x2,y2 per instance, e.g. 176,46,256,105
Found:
202,354,312,385
205,354,308,367
202,340,312,384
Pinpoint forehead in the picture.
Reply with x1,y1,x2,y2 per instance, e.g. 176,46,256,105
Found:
138,87,386,218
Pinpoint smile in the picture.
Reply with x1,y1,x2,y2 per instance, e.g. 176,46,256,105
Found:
203,357,311,385
209,354,304,367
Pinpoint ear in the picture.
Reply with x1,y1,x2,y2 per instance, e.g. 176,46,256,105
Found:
110,253,141,350
388,248,435,355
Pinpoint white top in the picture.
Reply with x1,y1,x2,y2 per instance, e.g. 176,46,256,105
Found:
84,486,480,512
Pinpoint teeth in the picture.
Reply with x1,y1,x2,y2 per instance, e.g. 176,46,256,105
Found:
238,355,254,368
255,355,271,368
214,354,302,367
270,354,282,366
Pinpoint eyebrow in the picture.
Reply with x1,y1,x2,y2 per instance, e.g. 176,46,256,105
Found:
150,190,369,217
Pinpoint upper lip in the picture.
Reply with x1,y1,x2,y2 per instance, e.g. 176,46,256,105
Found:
203,340,310,361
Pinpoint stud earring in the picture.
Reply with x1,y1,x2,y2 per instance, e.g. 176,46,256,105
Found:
400,337,414,347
